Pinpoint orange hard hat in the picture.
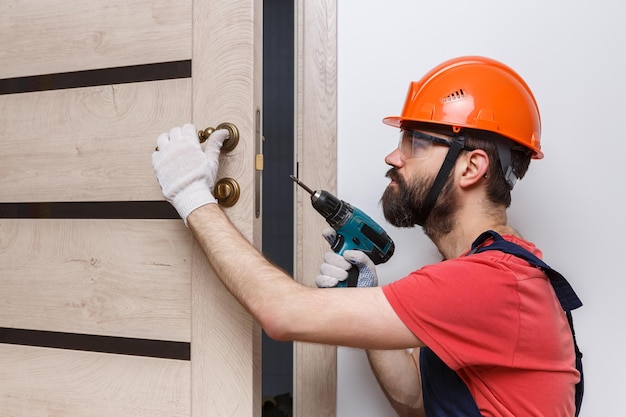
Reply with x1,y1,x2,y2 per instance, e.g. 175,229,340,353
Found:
383,56,543,159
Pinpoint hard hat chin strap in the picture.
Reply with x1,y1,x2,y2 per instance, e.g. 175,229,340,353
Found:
415,133,519,226
416,136,467,226
493,137,518,189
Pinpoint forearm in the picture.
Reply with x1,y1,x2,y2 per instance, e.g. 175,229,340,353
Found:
187,203,305,339
187,204,424,350
367,348,425,417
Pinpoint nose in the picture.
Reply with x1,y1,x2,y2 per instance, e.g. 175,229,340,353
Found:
385,147,404,167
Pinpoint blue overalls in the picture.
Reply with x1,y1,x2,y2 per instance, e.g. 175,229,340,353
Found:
419,231,584,416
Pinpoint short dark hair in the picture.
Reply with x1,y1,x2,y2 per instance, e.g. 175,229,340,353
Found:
465,133,532,207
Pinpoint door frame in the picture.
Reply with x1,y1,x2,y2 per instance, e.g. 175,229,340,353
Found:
295,1,338,416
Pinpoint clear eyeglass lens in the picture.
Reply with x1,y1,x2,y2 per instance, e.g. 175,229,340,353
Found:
398,130,432,160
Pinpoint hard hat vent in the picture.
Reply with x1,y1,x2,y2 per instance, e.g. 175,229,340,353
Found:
441,89,466,103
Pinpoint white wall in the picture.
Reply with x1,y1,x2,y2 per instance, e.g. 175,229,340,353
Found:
336,1,626,415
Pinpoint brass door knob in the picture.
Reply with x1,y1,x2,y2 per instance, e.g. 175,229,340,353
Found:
198,122,239,152
213,177,240,207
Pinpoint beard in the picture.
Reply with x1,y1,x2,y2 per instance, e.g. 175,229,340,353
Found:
380,167,458,238
380,168,431,228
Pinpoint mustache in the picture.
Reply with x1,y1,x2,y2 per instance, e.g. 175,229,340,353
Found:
385,168,401,183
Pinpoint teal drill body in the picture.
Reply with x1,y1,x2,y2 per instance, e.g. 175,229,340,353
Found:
291,176,395,287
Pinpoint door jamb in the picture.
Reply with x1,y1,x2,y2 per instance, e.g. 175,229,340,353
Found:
294,1,338,416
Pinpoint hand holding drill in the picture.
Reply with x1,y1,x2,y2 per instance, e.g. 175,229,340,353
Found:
317,228,379,288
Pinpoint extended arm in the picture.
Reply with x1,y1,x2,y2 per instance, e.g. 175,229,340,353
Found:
152,124,422,350
187,203,421,349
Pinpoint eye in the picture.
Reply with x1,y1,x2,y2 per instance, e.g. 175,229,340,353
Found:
398,129,434,159
411,135,431,154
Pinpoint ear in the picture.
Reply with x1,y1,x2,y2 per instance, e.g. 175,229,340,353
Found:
458,149,489,188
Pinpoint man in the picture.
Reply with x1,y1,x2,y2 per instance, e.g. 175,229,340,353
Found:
152,56,582,416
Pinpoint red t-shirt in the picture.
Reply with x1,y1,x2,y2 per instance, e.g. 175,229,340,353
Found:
382,236,580,416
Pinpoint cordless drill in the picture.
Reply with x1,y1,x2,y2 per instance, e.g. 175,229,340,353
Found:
290,175,395,287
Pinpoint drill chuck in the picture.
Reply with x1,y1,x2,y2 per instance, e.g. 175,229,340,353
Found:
311,190,353,230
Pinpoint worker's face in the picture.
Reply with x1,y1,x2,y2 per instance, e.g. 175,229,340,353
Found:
381,164,459,231
381,130,459,229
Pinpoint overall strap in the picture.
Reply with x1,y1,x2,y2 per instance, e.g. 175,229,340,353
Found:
469,230,584,416
468,230,583,311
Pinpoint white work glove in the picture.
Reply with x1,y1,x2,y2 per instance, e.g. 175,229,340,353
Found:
151,123,229,224
316,228,378,288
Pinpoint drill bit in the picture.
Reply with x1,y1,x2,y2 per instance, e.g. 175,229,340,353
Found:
290,175,315,196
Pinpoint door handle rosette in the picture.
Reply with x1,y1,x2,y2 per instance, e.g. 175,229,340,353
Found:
213,177,240,207
197,122,239,152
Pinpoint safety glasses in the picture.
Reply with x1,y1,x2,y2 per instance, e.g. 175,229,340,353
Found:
397,129,475,160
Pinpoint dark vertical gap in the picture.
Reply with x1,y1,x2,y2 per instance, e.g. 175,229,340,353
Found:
262,0,295,415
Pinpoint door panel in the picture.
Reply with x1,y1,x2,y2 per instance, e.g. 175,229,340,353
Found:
0,0,261,416
0,80,191,202
0,344,190,417
0,219,191,341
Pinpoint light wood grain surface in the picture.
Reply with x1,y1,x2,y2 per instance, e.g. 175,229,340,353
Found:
0,79,191,203
294,0,339,416
190,0,263,415
0,344,190,416
0,219,192,341
0,0,192,78
0,0,341,415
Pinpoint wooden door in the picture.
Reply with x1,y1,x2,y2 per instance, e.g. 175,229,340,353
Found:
0,1,261,416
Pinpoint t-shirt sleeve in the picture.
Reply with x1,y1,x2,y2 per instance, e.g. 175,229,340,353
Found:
382,255,528,370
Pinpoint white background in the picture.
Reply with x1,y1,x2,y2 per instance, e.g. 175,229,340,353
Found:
336,1,625,415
